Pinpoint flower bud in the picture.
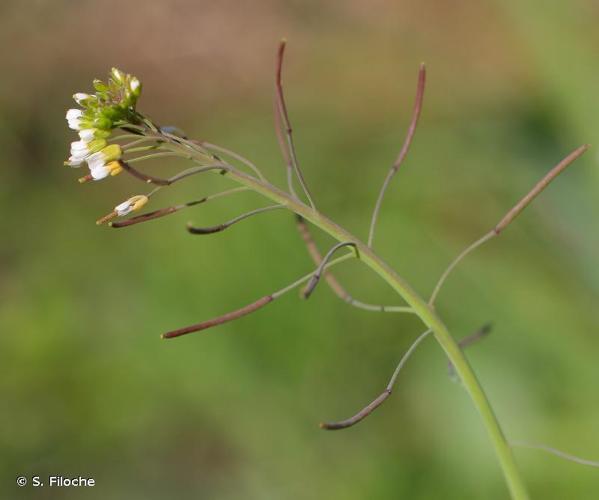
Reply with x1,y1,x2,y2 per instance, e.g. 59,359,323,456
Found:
93,79,109,96
73,93,96,106
96,194,149,225
66,108,82,121
101,144,122,163
111,67,125,84
115,195,149,216
100,106,123,121
92,115,113,131
129,77,142,99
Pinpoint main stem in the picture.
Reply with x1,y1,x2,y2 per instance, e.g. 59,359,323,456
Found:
213,166,529,499
158,136,527,497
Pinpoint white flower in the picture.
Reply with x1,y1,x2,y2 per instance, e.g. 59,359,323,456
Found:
71,140,90,154
96,194,149,225
115,195,149,216
89,161,122,180
66,108,82,120
78,129,96,142
84,144,122,180
66,138,107,167
66,108,84,130
87,153,104,170
66,145,87,166
130,77,140,92
78,128,110,143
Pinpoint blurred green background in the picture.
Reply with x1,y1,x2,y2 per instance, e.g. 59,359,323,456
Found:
1,1,598,498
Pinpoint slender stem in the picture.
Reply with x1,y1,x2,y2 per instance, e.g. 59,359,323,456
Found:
273,85,299,199
274,39,317,210
120,137,163,150
510,441,599,468
162,252,353,339
125,151,182,164
157,133,593,499
112,133,152,141
158,132,217,163
272,253,355,299
187,160,529,500
142,164,231,197
141,116,159,133
273,45,406,307
340,302,413,313
367,63,426,247
302,241,357,298
187,204,285,235
138,106,585,500
123,144,162,154
387,328,432,389
162,164,229,185
429,231,496,306
320,328,432,430
429,144,589,306
296,215,413,313
116,123,146,134
201,142,266,181
120,160,170,185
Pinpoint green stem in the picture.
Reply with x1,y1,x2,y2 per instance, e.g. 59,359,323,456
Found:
220,166,529,499
163,139,528,498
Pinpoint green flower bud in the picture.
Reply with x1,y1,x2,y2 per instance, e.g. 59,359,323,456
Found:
100,106,123,121
73,93,97,107
92,115,113,130
93,79,109,94
100,144,122,162
111,67,125,84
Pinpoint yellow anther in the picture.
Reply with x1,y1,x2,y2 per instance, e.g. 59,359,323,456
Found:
106,161,123,176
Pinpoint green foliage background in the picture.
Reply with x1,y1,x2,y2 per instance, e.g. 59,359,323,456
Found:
1,1,598,498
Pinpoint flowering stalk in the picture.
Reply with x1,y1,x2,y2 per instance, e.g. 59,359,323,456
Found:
63,59,594,500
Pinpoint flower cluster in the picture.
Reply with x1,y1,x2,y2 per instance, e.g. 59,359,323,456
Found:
65,68,141,182
65,68,153,225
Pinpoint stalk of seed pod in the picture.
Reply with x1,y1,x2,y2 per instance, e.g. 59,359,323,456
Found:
429,144,589,306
